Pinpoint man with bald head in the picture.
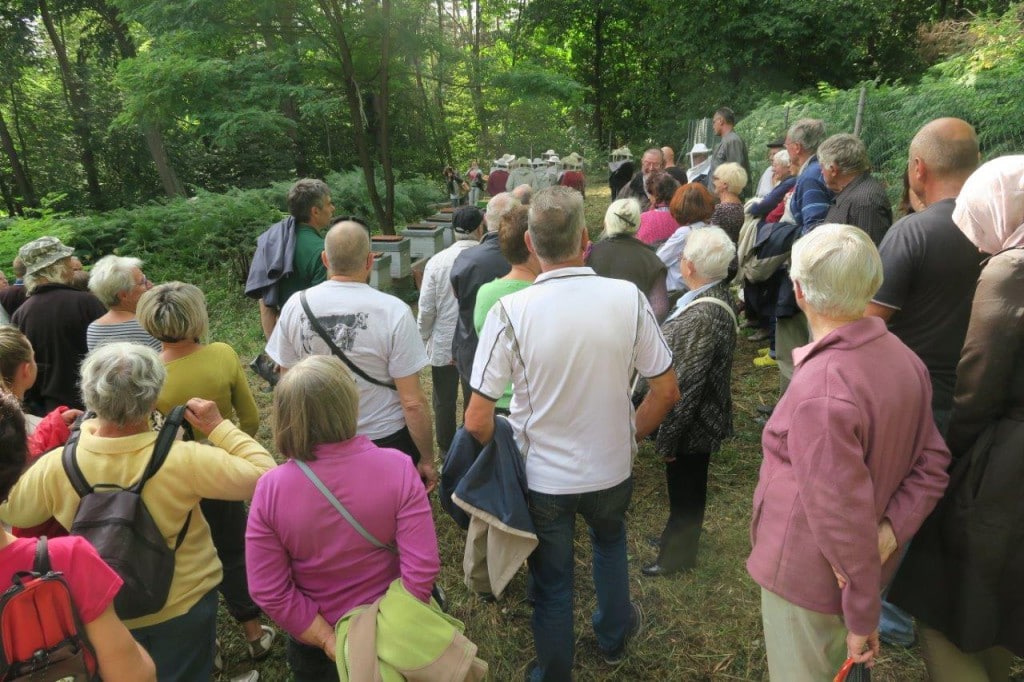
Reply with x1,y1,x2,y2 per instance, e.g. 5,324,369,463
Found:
266,220,438,489
865,117,982,647
661,146,687,184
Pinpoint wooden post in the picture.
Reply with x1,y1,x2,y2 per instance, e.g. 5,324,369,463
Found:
854,86,867,137
783,106,790,130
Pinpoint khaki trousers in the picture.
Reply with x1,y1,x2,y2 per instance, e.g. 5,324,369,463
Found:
775,312,809,395
919,627,1012,682
761,588,847,682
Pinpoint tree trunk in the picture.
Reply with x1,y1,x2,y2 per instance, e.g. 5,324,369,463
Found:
0,173,17,217
376,0,395,232
470,0,487,141
0,109,38,208
592,6,606,144
318,0,389,232
38,0,103,208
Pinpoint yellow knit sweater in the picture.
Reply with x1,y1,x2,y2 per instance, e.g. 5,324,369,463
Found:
0,418,276,629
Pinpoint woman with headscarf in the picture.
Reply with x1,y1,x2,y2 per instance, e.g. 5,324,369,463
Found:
587,198,669,321
890,155,1024,682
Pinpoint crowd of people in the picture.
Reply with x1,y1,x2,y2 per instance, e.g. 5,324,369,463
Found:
444,150,588,208
0,105,1020,682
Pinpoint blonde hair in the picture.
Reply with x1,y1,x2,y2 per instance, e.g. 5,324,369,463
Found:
790,224,883,319
273,356,360,461
0,326,32,389
713,162,748,195
137,282,209,342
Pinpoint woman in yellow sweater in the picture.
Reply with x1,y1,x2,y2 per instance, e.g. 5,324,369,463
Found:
0,342,275,681
136,281,275,669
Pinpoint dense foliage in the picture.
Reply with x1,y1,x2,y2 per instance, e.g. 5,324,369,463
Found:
0,0,1018,225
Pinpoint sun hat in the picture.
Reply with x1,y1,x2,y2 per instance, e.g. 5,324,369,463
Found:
18,236,75,276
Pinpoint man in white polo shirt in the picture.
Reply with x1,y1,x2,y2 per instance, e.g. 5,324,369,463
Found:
266,220,437,490
465,186,680,680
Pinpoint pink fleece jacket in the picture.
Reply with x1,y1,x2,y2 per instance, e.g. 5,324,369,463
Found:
245,436,439,638
747,316,950,636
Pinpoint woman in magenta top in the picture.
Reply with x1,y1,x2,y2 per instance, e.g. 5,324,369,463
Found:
636,171,681,246
245,355,440,682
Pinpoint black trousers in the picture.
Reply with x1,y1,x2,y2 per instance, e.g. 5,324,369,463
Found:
431,364,465,455
657,450,712,570
372,426,421,465
200,499,261,623
287,638,339,682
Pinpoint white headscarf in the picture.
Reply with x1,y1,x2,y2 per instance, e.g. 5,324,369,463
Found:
952,155,1024,255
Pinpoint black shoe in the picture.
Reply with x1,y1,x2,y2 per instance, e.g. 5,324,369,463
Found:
602,602,644,665
641,562,687,578
249,353,279,387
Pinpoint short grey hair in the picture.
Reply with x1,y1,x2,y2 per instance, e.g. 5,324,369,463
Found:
287,178,331,223
772,149,791,167
528,186,585,262
604,198,641,236
24,259,71,293
818,134,870,175
790,223,883,319
788,119,827,153
88,255,143,308
682,227,736,281
485,192,519,232
80,342,165,426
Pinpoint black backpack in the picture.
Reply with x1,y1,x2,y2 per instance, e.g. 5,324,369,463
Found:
60,406,192,620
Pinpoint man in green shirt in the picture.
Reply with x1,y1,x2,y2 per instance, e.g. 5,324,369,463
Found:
261,179,333,338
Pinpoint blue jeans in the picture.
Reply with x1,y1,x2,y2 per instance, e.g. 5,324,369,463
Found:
131,589,217,682
527,477,634,682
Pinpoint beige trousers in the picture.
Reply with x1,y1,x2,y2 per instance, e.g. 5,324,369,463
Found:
919,627,1012,682
761,588,847,682
775,312,809,395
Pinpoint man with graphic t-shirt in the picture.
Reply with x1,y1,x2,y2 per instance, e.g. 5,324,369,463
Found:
266,221,437,490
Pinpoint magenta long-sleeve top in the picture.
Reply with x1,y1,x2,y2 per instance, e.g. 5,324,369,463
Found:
245,436,440,638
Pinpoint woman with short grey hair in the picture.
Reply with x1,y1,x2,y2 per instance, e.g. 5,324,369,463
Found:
86,255,159,352
2,342,275,681
641,226,737,577
748,224,950,680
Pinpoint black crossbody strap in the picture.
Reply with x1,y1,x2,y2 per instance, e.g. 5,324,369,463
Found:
33,536,51,574
299,290,397,390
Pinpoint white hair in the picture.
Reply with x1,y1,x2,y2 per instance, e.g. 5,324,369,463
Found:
485,192,519,232
80,342,165,426
790,224,883,319
772,149,791,167
88,255,143,308
604,198,641,236
682,226,736,281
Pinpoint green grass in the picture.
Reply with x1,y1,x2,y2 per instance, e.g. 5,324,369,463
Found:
75,185,1016,681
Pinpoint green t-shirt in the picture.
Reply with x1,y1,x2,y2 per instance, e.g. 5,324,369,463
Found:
277,224,328,307
473,278,531,409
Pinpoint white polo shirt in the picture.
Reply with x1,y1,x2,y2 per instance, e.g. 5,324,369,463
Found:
471,266,672,494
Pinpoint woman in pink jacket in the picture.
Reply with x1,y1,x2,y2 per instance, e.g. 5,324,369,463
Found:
747,224,951,680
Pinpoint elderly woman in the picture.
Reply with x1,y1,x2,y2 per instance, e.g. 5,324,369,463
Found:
0,342,274,681
748,150,796,224
657,182,716,294
86,255,159,351
246,355,439,682
136,282,272,664
890,156,1024,681
587,198,669,321
747,224,951,680
641,227,737,577
0,391,157,682
710,162,748,242
636,172,681,246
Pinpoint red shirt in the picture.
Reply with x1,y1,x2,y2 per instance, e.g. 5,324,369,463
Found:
0,536,122,623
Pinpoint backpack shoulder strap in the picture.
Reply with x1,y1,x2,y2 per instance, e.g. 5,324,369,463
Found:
136,406,192,550
60,425,92,498
294,460,397,554
33,537,51,575
299,291,397,391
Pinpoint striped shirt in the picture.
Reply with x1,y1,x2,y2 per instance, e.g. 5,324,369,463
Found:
86,318,162,352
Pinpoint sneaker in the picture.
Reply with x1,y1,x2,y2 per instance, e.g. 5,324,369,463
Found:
248,625,277,661
747,329,770,342
214,638,223,673
753,355,778,368
249,353,279,388
230,673,259,682
757,347,770,357
602,602,645,665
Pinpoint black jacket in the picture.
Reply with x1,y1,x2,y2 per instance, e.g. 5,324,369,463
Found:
449,232,510,380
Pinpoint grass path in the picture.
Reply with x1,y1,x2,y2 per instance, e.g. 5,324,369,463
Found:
206,185,1011,681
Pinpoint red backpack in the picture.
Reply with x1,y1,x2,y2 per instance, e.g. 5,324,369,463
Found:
0,537,98,682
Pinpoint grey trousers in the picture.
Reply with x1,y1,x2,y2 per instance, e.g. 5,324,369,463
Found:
775,312,809,395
